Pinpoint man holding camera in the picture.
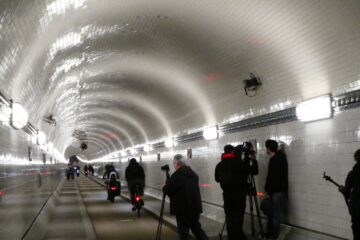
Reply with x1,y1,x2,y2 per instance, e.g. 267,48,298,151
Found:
215,144,258,240
264,139,288,240
163,154,209,240
339,149,360,240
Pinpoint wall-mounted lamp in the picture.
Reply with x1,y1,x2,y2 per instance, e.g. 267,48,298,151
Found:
203,126,218,140
130,148,136,155
121,151,127,157
10,102,28,130
143,144,153,152
164,138,174,148
38,131,47,145
296,94,332,122
48,142,54,153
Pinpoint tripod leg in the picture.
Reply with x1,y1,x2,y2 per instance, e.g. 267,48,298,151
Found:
248,194,255,236
253,194,265,237
218,220,226,240
156,205,164,240
155,194,166,240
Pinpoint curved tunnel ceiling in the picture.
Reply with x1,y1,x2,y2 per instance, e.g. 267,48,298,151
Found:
1,0,359,159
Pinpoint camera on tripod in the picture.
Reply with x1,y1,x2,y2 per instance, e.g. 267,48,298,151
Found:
156,164,171,240
243,142,256,156
161,164,170,172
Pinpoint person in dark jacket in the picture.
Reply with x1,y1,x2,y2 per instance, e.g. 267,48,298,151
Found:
88,165,94,176
102,164,119,200
84,165,88,175
339,149,360,240
264,139,288,240
125,158,145,210
215,144,257,240
163,154,208,240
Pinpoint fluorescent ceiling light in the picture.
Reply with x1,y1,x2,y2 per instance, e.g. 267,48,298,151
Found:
11,103,28,129
203,126,218,140
296,95,332,122
164,138,174,148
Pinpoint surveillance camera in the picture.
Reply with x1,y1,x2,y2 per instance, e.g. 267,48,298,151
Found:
80,143,88,151
243,73,261,97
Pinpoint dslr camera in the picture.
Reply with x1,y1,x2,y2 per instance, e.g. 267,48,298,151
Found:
161,164,170,172
243,142,256,158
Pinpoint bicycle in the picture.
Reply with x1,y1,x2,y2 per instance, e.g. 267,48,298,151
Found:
133,184,144,217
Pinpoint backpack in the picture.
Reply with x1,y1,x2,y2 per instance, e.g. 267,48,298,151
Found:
218,160,237,187
109,171,117,185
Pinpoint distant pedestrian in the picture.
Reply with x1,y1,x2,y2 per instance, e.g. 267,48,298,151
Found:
89,165,94,176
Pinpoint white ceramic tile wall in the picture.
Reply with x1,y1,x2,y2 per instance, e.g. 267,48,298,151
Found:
120,108,360,239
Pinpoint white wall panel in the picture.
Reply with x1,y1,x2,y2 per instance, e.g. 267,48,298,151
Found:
129,108,359,239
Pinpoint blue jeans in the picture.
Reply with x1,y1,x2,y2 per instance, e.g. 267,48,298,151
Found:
267,192,286,239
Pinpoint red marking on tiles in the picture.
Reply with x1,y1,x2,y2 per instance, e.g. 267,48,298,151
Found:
257,192,266,197
0,191,3,196
104,132,118,140
200,184,212,188
246,37,267,45
204,72,222,82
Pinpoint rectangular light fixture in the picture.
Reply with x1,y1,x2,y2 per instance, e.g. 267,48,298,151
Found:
164,138,174,148
38,131,47,145
10,102,29,130
296,94,332,122
203,126,218,140
143,144,153,152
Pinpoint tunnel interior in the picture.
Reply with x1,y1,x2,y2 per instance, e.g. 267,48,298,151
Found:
0,1,360,239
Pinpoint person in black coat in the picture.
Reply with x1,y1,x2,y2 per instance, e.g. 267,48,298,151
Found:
339,149,360,240
125,158,145,210
163,154,208,240
215,144,258,240
264,139,288,240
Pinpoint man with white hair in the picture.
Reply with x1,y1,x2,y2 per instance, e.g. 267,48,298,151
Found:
163,154,209,240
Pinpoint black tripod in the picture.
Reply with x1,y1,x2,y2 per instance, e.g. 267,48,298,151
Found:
218,220,226,240
247,174,265,237
155,170,170,240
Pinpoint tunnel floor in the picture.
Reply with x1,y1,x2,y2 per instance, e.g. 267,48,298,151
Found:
32,175,342,240
76,175,179,240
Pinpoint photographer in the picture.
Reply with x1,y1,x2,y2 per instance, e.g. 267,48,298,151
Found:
215,144,258,240
162,154,208,240
339,149,360,240
264,139,288,240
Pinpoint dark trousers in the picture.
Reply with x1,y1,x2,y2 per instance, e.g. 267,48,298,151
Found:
223,191,247,240
266,192,286,239
175,214,209,240
353,219,360,240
